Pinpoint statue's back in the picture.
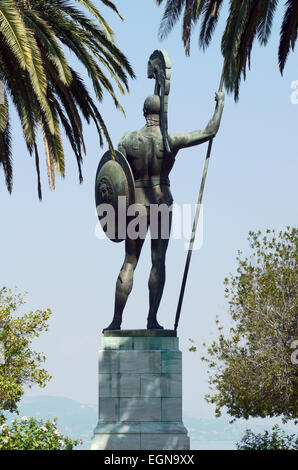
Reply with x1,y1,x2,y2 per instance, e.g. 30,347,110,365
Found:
119,126,174,207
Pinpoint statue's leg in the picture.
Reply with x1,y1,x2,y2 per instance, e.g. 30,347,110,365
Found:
147,210,172,329
103,234,146,331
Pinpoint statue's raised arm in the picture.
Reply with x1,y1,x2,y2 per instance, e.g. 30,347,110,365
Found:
169,91,225,156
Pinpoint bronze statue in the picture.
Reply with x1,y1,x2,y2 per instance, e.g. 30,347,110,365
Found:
95,50,224,331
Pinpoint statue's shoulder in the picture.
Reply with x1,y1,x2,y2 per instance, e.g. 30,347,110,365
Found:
118,131,130,147
119,130,144,152
118,130,139,148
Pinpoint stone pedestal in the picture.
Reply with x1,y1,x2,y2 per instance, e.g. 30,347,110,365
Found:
91,330,190,450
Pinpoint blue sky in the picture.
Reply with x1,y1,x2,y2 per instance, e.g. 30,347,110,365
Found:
0,1,297,430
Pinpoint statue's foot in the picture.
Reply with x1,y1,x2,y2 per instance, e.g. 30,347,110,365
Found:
102,321,121,333
147,319,164,330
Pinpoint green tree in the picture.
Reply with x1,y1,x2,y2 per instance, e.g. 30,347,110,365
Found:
0,416,81,450
202,227,298,422
0,287,51,414
156,0,298,99
0,0,134,198
237,425,298,450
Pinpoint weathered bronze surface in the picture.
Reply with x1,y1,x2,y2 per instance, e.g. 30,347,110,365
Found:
98,50,224,332
95,150,135,242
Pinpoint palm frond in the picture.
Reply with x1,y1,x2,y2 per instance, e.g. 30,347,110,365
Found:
0,42,38,150
92,0,124,21
0,81,8,132
158,0,185,40
24,9,72,85
34,143,42,200
52,93,83,182
77,0,114,39
279,0,298,74
41,120,55,191
183,0,194,56
257,0,279,45
221,0,252,100
0,0,32,69
0,119,12,192
156,0,298,101
25,29,55,133
199,0,224,50
235,1,260,95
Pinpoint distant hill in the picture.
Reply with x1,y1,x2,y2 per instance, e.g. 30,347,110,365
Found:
4,395,297,450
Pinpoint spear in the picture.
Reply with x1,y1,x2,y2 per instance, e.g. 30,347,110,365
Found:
174,68,225,332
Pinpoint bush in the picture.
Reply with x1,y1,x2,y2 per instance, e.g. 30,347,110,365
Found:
0,415,81,450
237,424,298,450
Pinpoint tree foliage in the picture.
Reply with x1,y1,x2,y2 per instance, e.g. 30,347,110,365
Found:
0,416,80,450
156,0,298,100
0,0,134,198
202,227,298,422
0,287,51,413
237,424,298,450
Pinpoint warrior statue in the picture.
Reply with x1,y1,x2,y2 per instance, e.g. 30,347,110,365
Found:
95,50,224,331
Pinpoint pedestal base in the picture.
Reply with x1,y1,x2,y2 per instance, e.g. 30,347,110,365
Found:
91,330,190,450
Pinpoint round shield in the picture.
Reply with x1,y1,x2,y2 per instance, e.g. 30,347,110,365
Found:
95,150,135,242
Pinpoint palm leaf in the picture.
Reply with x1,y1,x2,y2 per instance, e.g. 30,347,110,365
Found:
221,0,252,99
183,0,194,55
0,119,12,192
0,81,8,132
157,0,298,101
158,0,185,40
91,0,124,21
42,53,84,142
24,9,72,85
77,0,115,40
41,120,55,191
52,93,83,183
0,1,32,69
34,143,42,200
279,0,298,74
257,0,279,45
25,28,55,133
199,0,224,50
0,41,38,151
